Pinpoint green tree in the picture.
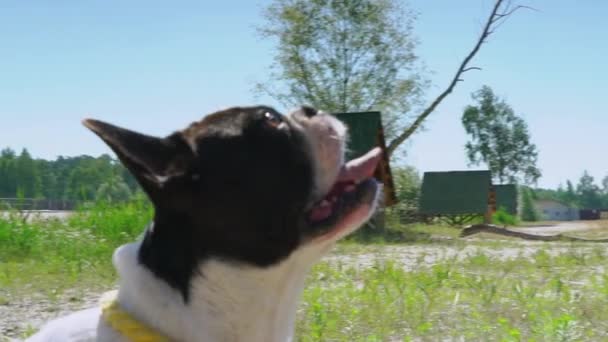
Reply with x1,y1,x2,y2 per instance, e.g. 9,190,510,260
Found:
392,166,421,206
576,171,602,209
0,147,139,202
257,0,426,141
37,160,58,199
65,156,116,201
258,0,529,157
15,149,41,198
564,180,577,205
96,176,132,202
520,188,539,222
554,184,566,202
602,175,608,208
387,166,421,224
0,148,18,197
462,86,541,185
535,187,560,202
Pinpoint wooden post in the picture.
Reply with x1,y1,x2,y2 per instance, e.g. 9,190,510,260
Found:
485,184,496,224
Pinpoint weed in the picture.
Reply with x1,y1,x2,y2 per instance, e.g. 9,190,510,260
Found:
2,202,608,340
492,207,519,227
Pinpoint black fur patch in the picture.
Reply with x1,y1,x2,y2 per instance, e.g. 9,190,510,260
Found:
88,106,315,301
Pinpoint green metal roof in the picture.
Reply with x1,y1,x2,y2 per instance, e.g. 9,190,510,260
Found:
334,112,381,159
495,184,518,215
419,170,492,215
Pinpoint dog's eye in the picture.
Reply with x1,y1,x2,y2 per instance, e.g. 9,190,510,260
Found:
264,111,282,128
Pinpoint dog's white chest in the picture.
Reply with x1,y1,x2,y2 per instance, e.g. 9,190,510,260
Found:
26,307,100,342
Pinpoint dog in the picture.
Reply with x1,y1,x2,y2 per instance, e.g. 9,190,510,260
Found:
27,106,382,341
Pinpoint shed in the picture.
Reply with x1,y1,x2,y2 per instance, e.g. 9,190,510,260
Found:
535,199,579,221
419,170,492,218
494,184,518,215
334,112,396,206
580,209,600,220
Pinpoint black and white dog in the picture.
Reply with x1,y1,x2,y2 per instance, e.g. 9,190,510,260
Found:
27,106,382,341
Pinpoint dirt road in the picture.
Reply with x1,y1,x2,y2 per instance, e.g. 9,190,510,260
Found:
514,220,606,236
0,210,73,222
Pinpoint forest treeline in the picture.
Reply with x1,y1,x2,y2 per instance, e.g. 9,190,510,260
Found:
0,147,137,202
2,146,607,210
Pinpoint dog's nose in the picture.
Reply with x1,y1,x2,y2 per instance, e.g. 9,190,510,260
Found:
301,106,318,118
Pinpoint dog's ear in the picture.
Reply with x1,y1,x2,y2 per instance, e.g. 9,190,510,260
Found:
83,119,194,199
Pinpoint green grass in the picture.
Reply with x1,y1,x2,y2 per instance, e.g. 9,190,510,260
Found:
299,248,608,341
2,202,608,340
0,199,152,297
346,221,462,245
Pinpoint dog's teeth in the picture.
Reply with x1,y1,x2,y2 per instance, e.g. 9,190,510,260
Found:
345,184,356,192
320,200,331,207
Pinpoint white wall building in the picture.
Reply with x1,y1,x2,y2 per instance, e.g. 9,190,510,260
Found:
534,199,579,221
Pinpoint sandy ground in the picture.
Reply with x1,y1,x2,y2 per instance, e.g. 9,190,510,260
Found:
1,220,606,339
0,290,101,340
326,239,603,272
0,210,73,222
515,220,606,235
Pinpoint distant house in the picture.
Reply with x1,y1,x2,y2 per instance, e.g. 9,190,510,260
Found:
580,209,601,220
535,199,579,221
419,170,493,224
334,111,396,206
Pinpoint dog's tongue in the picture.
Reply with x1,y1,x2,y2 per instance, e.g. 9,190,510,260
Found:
309,205,334,222
338,147,383,183
308,147,382,222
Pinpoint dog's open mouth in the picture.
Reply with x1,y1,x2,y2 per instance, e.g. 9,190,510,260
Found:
306,147,382,234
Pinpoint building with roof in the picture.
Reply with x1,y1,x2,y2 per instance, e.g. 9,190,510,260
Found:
579,209,599,220
334,111,396,206
535,199,579,221
419,170,493,225
495,184,519,215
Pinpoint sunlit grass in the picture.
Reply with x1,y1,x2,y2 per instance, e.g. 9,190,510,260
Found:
0,199,152,297
298,247,608,341
2,202,608,340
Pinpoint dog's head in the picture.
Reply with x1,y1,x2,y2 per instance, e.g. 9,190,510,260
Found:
84,106,381,299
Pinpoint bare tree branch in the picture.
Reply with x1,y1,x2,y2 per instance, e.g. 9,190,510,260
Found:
386,0,531,156
492,5,536,22
463,67,482,72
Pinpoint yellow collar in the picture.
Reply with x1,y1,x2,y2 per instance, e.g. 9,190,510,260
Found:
100,290,170,342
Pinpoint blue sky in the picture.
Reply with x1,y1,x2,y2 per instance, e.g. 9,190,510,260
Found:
0,0,606,189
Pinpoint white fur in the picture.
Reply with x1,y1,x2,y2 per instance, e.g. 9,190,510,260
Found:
287,110,347,201
26,108,377,342
105,236,336,342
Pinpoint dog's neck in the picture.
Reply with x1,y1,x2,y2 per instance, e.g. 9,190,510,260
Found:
112,239,323,342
